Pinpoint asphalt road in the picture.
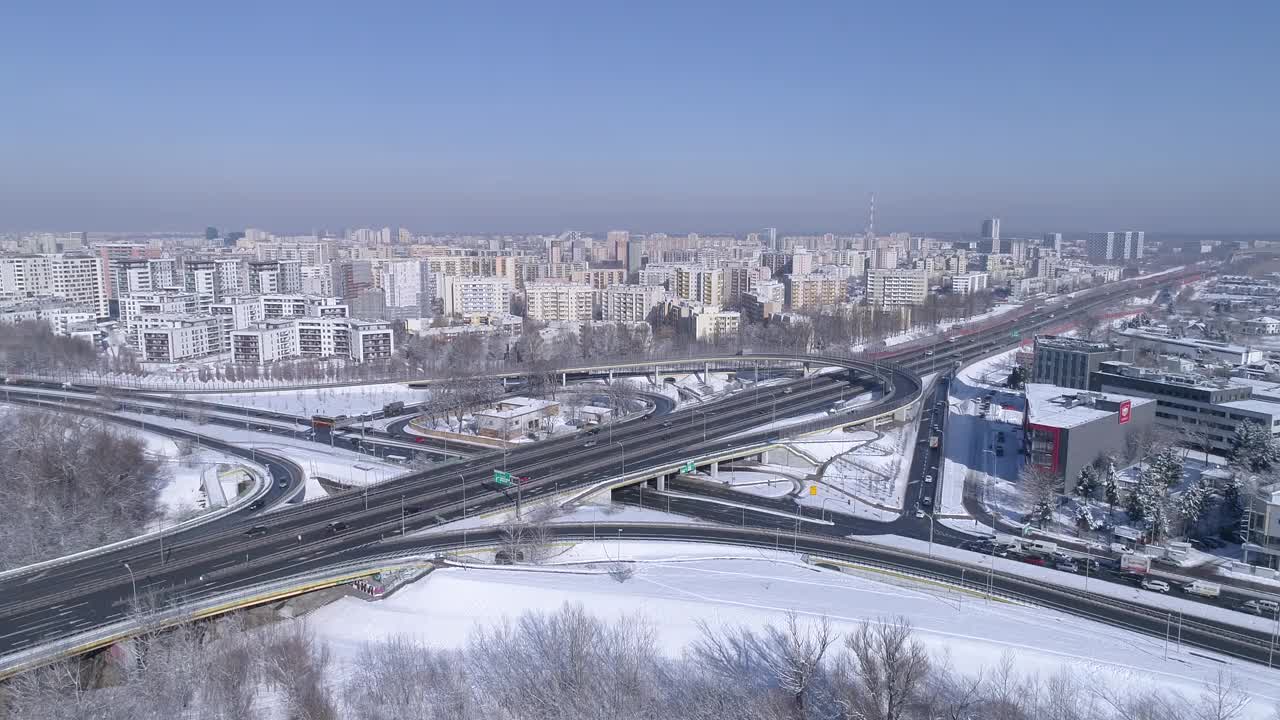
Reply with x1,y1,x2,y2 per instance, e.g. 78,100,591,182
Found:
0,266,1205,667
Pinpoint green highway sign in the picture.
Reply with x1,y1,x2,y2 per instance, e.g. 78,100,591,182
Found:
1011,330,1020,338
681,461,695,473
494,470,514,487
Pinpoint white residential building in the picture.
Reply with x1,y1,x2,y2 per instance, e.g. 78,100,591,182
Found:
0,254,109,318
119,290,200,327
866,269,928,307
950,272,990,295
601,284,667,323
137,315,222,362
299,264,335,296
380,260,424,318
231,317,394,364
524,282,595,322
259,294,347,319
441,276,512,317
208,296,263,349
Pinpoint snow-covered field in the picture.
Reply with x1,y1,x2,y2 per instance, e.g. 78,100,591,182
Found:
302,541,1280,715
185,382,429,418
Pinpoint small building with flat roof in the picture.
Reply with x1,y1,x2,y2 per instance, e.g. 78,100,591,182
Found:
1023,383,1156,494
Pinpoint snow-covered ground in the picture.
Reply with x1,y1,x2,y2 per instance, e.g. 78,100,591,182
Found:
801,419,918,519
714,469,795,499
141,432,255,521
112,412,411,503
301,541,1280,715
184,382,429,418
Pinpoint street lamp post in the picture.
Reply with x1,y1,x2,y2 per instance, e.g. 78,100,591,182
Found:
122,562,138,611
612,441,626,474
355,464,374,510
400,494,406,536
458,474,467,516
928,513,935,557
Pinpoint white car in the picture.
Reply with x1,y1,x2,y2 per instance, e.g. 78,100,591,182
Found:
1141,579,1170,593
924,475,934,484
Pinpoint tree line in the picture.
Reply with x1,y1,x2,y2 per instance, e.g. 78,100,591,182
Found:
1,603,1259,720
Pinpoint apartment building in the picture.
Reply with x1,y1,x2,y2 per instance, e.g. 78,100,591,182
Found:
440,276,512,317
664,300,740,341
673,266,724,307
208,296,263,349
0,254,109,318
138,316,222,363
231,317,394,364
259,294,347,319
601,284,666,323
248,260,303,295
866,269,928,307
524,282,595,322
299,264,335,296
950,272,989,295
1086,231,1145,263
784,274,846,310
254,239,333,265
119,290,200,327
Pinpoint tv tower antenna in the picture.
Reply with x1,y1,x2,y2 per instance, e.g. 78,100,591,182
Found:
865,192,876,249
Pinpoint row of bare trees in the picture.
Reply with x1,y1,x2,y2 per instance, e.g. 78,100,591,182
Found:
0,411,167,569
3,605,1258,720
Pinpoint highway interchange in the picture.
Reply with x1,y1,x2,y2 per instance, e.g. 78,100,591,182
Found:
6,265,1261,674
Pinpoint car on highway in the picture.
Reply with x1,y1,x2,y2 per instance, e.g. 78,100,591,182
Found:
327,521,349,534
414,436,426,443
403,505,421,515
915,508,926,519
924,474,934,484
781,387,793,395
1055,559,1078,573
277,479,289,488
921,496,932,508
1021,554,1046,566
583,440,597,448
1152,555,1182,569
1242,599,1280,616
516,475,533,485
248,499,265,511
1140,578,1170,593
244,525,269,537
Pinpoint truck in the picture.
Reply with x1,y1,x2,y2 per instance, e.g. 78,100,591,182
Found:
1181,580,1221,598
1120,553,1151,575
929,435,940,448
382,401,406,416
1024,539,1058,555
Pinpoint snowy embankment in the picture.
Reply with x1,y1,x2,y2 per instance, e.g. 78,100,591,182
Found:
183,382,427,418
113,412,408,503
301,541,1280,716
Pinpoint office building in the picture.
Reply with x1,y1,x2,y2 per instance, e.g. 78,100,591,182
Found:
1023,384,1155,493
626,240,646,275
1086,231,1145,264
1116,327,1263,365
1032,335,1136,390
1091,362,1280,453
607,230,630,262
1042,232,1063,253
981,217,1001,254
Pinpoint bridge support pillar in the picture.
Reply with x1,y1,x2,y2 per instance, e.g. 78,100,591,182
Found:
802,362,816,377
656,473,666,491
705,361,711,377
561,372,568,387
710,461,719,479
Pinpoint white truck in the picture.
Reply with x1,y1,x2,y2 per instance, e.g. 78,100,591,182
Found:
1181,580,1221,598
1120,553,1151,575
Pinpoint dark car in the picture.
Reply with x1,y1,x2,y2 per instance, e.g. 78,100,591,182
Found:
248,499,265,511
327,521,349,534
403,506,422,515
277,479,290,489
244,525,269,537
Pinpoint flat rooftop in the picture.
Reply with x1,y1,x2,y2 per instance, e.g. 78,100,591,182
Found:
1025,383,1154,430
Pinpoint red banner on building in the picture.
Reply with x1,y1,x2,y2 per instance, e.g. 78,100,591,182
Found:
1118,400,1132,424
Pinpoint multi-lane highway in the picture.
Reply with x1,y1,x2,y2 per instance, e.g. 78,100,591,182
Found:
0,265,1210,673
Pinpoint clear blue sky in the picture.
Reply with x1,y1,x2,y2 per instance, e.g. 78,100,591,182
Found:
2,1,1277,234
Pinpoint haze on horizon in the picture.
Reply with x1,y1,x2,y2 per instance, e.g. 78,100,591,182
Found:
1,1,1277,235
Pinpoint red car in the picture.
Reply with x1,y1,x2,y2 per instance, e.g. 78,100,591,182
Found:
516,475,533,485
1022,555,1046,566
414,436,426,443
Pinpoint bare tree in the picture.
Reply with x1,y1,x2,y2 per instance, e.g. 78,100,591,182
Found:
835,617,931,720
761,612,835,714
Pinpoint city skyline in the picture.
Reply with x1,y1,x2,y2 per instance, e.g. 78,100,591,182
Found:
2,2,1277,233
